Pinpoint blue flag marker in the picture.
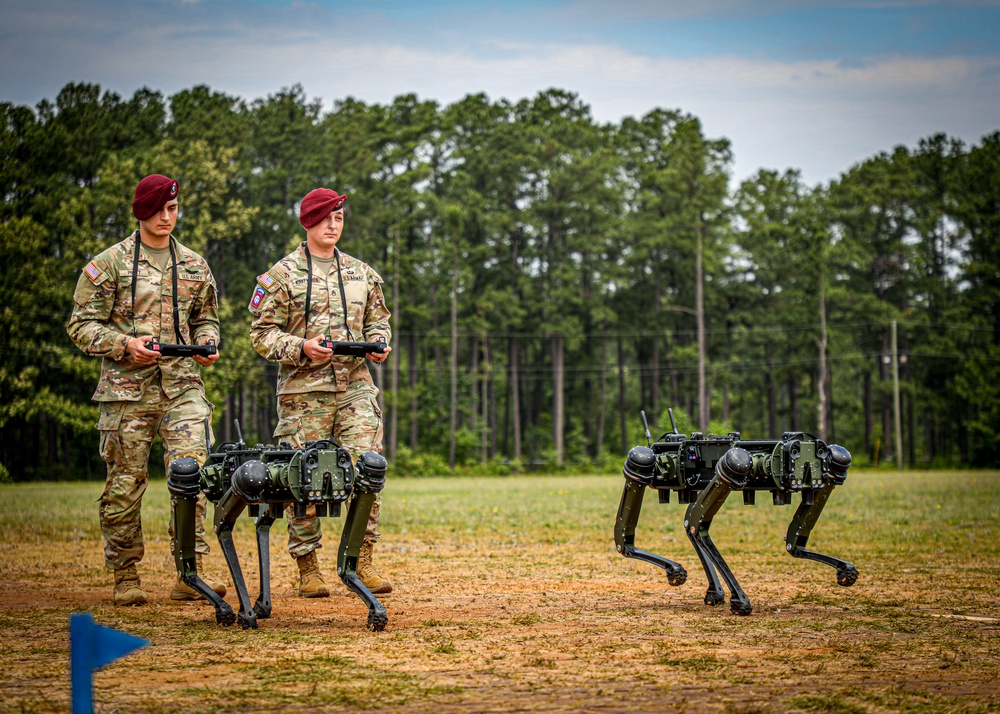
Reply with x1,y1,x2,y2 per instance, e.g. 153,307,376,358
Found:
70,613,148,714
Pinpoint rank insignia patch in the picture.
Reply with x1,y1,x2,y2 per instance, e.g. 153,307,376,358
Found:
250,285,266,309
258,273,275,288
84,261,102,282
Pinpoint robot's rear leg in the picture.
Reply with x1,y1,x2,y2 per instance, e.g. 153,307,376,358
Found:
339,457,389,631
683,520,727,608
168,461,236,626
218,529,258,630
785,486,859,587
693,528,752,615
215,489,257,630
253,504,279,620
614,472,688,586
684,450,755,616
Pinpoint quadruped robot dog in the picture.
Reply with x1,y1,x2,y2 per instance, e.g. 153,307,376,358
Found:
169,419,388,631
614,410,857,615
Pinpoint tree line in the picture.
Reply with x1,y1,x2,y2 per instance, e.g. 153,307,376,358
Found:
1,82,998,481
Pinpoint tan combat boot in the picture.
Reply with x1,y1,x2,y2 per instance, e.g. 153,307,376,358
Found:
170,555,228,601
113,565,148,606
296,551,330,598
358,540,393,594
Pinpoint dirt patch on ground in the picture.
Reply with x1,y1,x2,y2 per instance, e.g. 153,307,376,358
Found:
4,471,1000,713
2,528,999,713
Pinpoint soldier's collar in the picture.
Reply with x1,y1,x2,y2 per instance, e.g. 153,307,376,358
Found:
132,232,183,258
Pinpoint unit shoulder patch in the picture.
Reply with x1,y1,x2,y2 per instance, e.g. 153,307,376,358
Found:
249,285,267,311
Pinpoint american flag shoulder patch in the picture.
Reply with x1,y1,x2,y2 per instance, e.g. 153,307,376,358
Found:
258,273,276,289
84,261,102,282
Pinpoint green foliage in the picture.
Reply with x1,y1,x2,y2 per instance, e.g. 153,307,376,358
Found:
955,344,1000,467
392,444,452,477
1,82,998,480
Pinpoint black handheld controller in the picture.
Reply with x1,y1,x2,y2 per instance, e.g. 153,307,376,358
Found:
319,340,387,358
149,341,218,358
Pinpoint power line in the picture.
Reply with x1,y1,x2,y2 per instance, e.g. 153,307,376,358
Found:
8,302,998,337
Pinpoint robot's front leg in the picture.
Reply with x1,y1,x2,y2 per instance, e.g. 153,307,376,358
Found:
339,452,389,632
685,449,754,615
252,503,279,620
214,486,257,630
167,458,235,626
615,447,688,586
785,484,858,587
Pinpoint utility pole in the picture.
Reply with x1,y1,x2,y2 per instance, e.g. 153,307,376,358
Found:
891,319,903,471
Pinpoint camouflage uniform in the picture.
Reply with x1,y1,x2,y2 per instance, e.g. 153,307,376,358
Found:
248,242,391,558
66,231,220,571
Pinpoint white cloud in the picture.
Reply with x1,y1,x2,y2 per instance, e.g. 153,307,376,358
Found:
1,0,998,185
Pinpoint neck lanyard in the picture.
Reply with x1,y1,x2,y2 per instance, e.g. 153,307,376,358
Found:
303,244,354,340
131,230,183,343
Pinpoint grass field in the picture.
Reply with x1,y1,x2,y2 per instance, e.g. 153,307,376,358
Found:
0,470,998,713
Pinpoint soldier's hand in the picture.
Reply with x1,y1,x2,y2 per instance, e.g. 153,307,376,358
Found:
302,335,333,361
126,335,160,364
194,344,221,367
367,345,391,363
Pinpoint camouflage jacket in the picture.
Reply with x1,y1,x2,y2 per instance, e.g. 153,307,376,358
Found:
248,242,391,395
66,232,220,402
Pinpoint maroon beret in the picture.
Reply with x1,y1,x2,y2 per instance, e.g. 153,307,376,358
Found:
299,188,348,228
132,174,179,221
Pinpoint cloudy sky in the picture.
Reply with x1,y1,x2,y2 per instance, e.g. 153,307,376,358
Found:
1,0,998,185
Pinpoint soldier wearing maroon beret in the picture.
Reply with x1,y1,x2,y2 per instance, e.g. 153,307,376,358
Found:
67,173,228,606
249,188,394,597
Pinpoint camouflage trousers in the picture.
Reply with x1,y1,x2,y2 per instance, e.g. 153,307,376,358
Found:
97,384,214,570
274,382,384,559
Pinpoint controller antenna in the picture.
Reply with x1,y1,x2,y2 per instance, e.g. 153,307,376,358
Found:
640,410,653,449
